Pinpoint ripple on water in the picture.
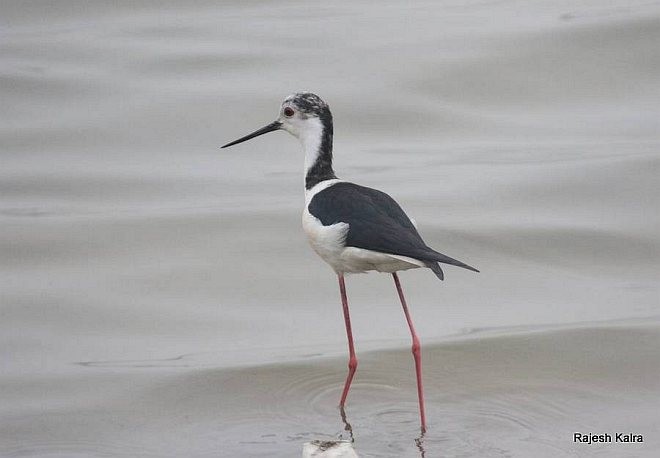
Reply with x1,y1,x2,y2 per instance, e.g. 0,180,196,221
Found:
60,323,660,457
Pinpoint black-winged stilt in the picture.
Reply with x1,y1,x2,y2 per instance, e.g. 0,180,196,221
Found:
222,92,478,433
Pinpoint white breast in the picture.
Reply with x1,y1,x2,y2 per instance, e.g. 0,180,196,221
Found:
302,180,349,272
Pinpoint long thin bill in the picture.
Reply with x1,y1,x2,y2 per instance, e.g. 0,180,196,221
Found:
221,121,282,148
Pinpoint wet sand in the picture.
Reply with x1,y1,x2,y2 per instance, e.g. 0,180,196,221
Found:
2,320,659,457
1,1,659,456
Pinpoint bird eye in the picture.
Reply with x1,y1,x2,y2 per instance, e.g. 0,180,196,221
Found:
283,107,295,117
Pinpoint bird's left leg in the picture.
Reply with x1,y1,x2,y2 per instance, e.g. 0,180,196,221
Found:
338,274,358,407
392,272,427,433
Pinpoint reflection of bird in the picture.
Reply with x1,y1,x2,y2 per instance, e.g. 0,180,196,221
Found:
302,440,358,458
222,92,478,432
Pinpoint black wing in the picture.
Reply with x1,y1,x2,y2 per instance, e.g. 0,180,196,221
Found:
307,182,478,279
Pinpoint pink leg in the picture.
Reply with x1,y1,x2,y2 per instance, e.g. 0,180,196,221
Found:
338,274,358,407
392,272,427,433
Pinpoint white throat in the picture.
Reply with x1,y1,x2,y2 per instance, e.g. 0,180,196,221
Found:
298,117,325,178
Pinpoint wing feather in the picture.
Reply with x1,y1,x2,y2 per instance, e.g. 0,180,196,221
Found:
308,182,478,273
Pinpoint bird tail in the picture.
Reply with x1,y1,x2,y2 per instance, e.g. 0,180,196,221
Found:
424,250,479,281
424,261,445,281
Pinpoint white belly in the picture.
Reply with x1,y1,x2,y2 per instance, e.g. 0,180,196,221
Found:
302,180,424,275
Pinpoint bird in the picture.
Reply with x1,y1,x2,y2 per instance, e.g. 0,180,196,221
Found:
222,92,478,433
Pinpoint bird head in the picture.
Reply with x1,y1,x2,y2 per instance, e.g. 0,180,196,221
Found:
222,92,332,148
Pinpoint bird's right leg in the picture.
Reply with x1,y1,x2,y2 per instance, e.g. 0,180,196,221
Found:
338,274,358,407
392,272,427,433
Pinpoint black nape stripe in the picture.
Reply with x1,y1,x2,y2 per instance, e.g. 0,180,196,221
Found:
305,106,337,190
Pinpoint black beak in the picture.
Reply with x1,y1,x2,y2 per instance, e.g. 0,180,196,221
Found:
221,121,282,148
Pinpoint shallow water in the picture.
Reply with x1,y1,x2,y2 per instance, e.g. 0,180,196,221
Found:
1,1,659,457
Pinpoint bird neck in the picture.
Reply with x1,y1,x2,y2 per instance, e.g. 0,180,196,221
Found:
302,110,336,190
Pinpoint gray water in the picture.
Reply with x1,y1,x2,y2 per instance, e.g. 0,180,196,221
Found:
1,1,659,457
